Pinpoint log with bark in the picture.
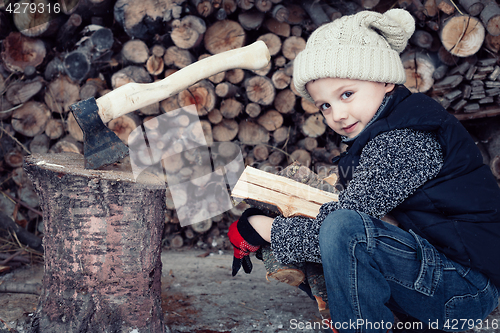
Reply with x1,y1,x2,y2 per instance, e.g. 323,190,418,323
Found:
24,153,166,333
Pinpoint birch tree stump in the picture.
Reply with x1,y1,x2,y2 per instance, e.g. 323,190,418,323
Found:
24,153,166,333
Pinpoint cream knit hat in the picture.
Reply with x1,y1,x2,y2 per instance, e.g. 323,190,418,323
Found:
293,9,415,102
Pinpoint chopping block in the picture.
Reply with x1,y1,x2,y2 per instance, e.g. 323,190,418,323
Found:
23,153,166,333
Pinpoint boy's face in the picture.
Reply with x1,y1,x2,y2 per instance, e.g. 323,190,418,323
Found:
306,78,394,138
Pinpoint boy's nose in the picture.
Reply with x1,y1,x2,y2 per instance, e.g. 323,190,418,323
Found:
331,106,348,122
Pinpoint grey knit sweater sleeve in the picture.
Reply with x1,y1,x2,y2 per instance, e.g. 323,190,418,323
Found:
270,128,444,264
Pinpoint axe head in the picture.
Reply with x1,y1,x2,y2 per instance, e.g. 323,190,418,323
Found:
70,98,129,170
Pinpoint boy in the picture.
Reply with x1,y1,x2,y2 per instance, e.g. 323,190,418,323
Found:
228,9,500,332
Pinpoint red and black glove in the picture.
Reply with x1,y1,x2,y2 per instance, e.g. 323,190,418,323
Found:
228,208,269,276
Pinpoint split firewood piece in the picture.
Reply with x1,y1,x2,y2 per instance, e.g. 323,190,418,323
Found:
301,97,320,114
271,69,291,89
220,98,243,119
221,0,238,14
177,80,216,116
208,108,223,124
244,76,276,106
238,10,265,30
440,14,485,57
48,135,83,154
231,166,339,218
401,51,436,93
171,15,207,49
79,77,107,100
191,219,213,233
252,144,269,161
436,0,455,14
66,112,84,142
273,89,296,115
45,118,65,140
289,149,312,168
282,36,306,60
56,14,83,50
273,126,291,144
252,61,272,76
485,33,500,53
198,54,226,84
261,245,306,286
286,3,307,24
321,3,342,21
1,32,46,73
30,134,50,154
268,150,285,166
255,0,272,12
245,102,261,118
0,98,14,121
111,65,152,89
11,101,50,137
12,0,59,37
298,137,318,152
410,30,434,49
480,1,500,37
122,39,149,64
5,150,24,168
113,0,186,39
204,20,246,54
302,113,327,138
44,75,80,113
272,4,290,22
146,45,166,76
257,110,284,131
237,0,254,10
215,82,239,98
301,1,330,27
225,68,245,85
5,76,44,105
163,46,195,68
192,0,214,17
458,0,484,16
238,121,270,145
212,119,239,141
264,18,290,37
107,113,141,144
257,32,282,57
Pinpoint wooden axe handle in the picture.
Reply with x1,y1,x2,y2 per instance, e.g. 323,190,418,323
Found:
96,41,270,123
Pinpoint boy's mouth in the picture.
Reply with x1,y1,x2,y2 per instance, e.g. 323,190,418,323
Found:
342,122,358,133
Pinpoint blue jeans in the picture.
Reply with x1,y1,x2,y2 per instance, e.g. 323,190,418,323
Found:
318,210,499,333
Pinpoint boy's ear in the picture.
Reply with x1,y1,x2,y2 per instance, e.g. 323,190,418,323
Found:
384,83,396,93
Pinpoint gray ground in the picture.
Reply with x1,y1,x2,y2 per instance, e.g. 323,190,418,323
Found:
0,249,499,333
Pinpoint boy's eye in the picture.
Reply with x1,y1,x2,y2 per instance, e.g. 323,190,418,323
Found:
341,91,353,99
319,103,330,111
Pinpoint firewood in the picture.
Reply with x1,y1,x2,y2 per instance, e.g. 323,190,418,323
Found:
458,0,484,16
298,137,318,152
111,65,152,89
268,150,285,165
321,3,342,21
301,113,327,138
5,76,44,105
29,134,50,154
221,0,238,14
264,18,290,37
107,113,141,144
301,97,320,114
198,54,226,84
257,110,283,131
410,30,434,49
79,78,106,100
4,150,24,168
212,119,239,141
171,15,207,49
282,36,306,60
1,32,46,73
237,0,254,10
178,80,216,116
245,102,261,118
48,135,83,154
114,0,186,39
440,14,485,57
12,0,60,37
44,76,81,113
204,20,246,54
251,144,268,161
286,3,307,24
11,101,50,137
272,126,291,144
0,10,11,39
257,32,282,56
44,118,64,140
301,1,330,27
436,0,455,14
272,4,289,22
238,10,265,30
438,46,459,66
231,166,339,218
225,68,245,84
208,108,223,124
244,75,276,106
146,46,166,76
271,69,291,89
485,33,500,53
163,46,195,69
261,245,305,286
274,89,296,114
480,1,500,37
238,121,270,145
220,98,243,119
66,112,84,142
215,82,239,98
56,14,83,51
121,39,150,64
289,148,311,168
401,51,436,93
191,219,213,233
192,0,214,17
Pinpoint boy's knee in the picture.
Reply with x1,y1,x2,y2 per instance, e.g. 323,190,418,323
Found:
319,209,364,246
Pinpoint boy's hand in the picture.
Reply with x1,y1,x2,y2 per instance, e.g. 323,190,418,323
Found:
228,208,269,276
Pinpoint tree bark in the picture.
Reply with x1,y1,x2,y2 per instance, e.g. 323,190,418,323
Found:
24,153,166,333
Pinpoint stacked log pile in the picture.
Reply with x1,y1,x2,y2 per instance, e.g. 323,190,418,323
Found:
1,0,500,254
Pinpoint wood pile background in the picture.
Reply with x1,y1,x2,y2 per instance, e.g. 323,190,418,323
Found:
1,0,500,257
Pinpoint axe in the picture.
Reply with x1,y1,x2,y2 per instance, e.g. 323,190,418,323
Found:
70,41,270,169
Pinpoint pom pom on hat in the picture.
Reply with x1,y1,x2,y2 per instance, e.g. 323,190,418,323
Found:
293,9,416,102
